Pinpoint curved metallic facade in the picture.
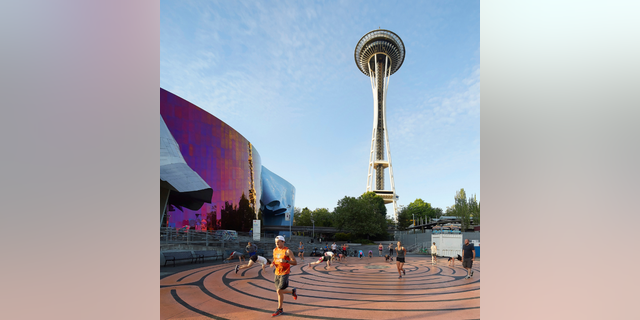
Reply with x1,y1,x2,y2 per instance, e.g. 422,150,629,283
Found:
160,88,293,231
160,116,213,213
260,166,296,229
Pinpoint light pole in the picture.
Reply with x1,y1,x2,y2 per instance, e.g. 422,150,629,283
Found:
288,205,292,241
311,212,315,241
412,213,417,246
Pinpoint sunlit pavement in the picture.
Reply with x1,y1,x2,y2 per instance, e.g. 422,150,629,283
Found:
160,255,479,319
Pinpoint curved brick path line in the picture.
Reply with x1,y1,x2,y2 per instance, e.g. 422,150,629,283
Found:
161,256,480,320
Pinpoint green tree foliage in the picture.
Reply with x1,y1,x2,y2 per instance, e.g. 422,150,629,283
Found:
311,208,334,227
360,191,387,218
395,199,444,231
396,205,413,231
406,198,443,224
334,232,352,241
468,194,480,226
447,189,481,230
333,193,388,238
452,188,471,231
293,207,313,226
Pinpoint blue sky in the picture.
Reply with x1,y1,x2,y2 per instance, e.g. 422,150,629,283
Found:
161,0,479,218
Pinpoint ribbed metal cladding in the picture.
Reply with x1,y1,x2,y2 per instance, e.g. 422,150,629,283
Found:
354,29,405,76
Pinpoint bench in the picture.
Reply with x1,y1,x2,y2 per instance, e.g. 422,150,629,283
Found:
163,251,196,267
193,250,223,263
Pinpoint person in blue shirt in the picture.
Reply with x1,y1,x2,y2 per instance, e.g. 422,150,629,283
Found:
462,239,476,279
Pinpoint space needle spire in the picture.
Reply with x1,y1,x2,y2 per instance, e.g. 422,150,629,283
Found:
354,29,405,221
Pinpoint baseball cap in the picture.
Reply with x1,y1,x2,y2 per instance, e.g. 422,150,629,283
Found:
275,235,285,242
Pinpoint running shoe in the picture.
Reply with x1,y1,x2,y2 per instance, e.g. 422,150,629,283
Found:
235,265,239,274
308,263,311,267
292,288,297,300
403,269,406,275
470,270,474,277
272,308,284,317
398,275,402,279
464,275,470,279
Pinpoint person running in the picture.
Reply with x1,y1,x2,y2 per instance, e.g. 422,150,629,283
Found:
396,241,407,279
270,235,298,317
430,242,438,265
462,239,476,279
309,250,334,268
378,243,383,256
224,251,245,263
236,254,271,275
298,242,305,261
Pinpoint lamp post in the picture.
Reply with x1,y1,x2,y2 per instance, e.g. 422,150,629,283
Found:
288,205,292,241
412,213,417,246
311,212,315,240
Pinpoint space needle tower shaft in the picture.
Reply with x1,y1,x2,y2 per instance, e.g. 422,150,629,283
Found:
354,29,405,222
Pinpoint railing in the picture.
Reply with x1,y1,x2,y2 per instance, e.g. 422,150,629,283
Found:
160,228,315,256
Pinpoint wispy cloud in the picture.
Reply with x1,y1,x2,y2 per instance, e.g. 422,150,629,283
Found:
391,65,480,160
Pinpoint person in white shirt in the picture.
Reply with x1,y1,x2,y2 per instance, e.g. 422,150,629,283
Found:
235,254,271,275
430,242,438,265
308,251,334,268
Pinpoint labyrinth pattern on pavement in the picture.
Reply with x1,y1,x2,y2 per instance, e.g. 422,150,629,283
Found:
160,256,479,319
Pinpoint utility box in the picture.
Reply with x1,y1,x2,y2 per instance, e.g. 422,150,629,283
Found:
431,233,463,257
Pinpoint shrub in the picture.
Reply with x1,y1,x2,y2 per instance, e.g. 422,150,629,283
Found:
352,238,374,245
335,232,352,241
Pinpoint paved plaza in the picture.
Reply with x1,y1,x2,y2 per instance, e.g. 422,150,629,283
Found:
160,254,480,319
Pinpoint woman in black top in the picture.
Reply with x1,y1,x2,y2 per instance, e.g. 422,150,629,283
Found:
395,241,406,279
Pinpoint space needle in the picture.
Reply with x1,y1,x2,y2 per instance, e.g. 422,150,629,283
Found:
354,29,405,221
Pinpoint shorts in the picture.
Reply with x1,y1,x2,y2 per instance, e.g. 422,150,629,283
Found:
299,250,304,253
320,256,330,262
431,253,437,256
396,257,405,263
389,249,394,255
274,274,290,290
463,258,473,269
250,255,258,262
249,252,256,257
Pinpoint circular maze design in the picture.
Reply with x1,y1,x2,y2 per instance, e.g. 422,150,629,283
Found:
161,256,479,319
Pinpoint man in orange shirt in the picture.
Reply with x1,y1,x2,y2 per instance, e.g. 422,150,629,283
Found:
270,235,298,317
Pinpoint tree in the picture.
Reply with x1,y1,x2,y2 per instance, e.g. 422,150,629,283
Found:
294,207,313,226
333,193,388,238
452,188,471,231
396,205,413,231
468,194,480,226
433,207,443,219
311,208,333,227
219,193,254,231
360,191,387,219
